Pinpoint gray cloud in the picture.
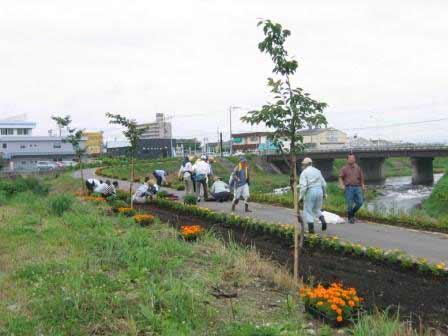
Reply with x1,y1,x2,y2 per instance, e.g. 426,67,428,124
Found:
1,0,447,143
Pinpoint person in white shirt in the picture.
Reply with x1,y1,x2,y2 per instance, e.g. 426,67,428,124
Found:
86,178,100,194
153,170,168,186
193,155,211,202
94,180,116,197
178,156,194,194
132,177,159,204
299,157,327,234
209,177,231,202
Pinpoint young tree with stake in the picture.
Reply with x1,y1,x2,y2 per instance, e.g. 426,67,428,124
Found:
242,20,327,283
66,129,86,194
106,113,147,207
52,116,86,193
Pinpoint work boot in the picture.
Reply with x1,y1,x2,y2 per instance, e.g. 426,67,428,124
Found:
347,211,353,224
308,222,315,234
319,215,327,231
245,203,252,213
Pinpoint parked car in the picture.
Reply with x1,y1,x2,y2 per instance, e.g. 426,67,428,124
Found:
36,161,57,171
61,161,78,167
54,162,65,169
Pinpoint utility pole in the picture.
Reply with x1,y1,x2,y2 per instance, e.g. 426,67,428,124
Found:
229,106,240,156
220,132,223,157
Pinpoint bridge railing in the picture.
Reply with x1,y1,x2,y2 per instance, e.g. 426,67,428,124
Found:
261,144,448,156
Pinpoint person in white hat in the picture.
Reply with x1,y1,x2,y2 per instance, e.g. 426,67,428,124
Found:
193,155,211,202
299,157,327,233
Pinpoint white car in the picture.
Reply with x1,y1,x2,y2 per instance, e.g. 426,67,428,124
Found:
61,161,78,167
36,161,57,171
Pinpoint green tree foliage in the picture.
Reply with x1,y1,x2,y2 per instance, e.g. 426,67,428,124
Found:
51,115,72,137
106,113,148,206
242,20,328,281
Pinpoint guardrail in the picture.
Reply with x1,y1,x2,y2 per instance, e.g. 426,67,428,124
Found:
262,145,448,156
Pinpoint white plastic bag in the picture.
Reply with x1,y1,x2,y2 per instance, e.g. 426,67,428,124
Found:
321,211,345,224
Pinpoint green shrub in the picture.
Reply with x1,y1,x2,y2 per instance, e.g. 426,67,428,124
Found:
183,194,197,205
48,194,74,216
0,176,49,196
157,190,169,199
115,189,131,203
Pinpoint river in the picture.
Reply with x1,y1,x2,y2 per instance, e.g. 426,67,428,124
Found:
366,173,443,214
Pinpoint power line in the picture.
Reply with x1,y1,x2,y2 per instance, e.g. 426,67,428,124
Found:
341,117,448,131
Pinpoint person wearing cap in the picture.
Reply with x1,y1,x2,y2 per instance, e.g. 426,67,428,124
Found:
209,176,231,202
231,156,252,212
299,157,327,234
132,177,159,204
193,155,211,202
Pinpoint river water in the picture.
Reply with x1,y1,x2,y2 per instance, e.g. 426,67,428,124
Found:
366,173,443,214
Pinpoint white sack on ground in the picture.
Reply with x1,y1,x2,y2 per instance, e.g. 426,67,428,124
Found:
321,211,345,224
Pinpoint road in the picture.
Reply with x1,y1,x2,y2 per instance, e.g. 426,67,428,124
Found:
75,169,448,265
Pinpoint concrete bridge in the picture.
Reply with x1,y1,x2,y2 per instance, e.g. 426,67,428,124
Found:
265,145,448,185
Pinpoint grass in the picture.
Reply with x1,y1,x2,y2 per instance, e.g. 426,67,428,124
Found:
0,174,306,335
423,173,448,220
0,173,438,335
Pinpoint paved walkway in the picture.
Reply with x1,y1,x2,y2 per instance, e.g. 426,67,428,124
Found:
75,169,448,264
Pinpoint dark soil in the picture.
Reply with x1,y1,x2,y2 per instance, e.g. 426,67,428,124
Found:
138,204,448,333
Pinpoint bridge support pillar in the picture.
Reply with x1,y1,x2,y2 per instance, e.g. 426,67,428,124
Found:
358,158,385,184
313,158,335,181
411,157,434,185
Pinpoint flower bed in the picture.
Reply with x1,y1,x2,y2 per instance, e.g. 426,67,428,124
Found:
116,207,136,217
148,198,448,278
83,196,106,203
300,283,363,326
133,214,156,226
180,225,204,241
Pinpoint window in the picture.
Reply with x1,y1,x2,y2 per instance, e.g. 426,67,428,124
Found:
20,144,26,149
250,136,259,142
17,128,29,135
326,131,338,143
2,143,6,149
1,128,13,135
53,142,62,149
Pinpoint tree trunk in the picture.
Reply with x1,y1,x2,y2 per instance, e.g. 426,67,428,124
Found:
130,154,135,208
79,154,86,195
291,152,300,283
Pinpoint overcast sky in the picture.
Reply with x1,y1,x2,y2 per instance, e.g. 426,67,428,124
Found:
1,0,447,143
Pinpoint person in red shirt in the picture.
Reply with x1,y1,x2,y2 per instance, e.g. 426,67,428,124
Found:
338,154,365,224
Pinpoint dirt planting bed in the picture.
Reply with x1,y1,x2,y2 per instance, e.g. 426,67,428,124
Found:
138,204,448,332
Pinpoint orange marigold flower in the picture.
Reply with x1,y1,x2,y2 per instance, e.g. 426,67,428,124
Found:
337,316,343,322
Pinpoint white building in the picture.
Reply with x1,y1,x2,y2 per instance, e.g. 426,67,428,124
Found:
0,117,84,171
137,113,172,139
